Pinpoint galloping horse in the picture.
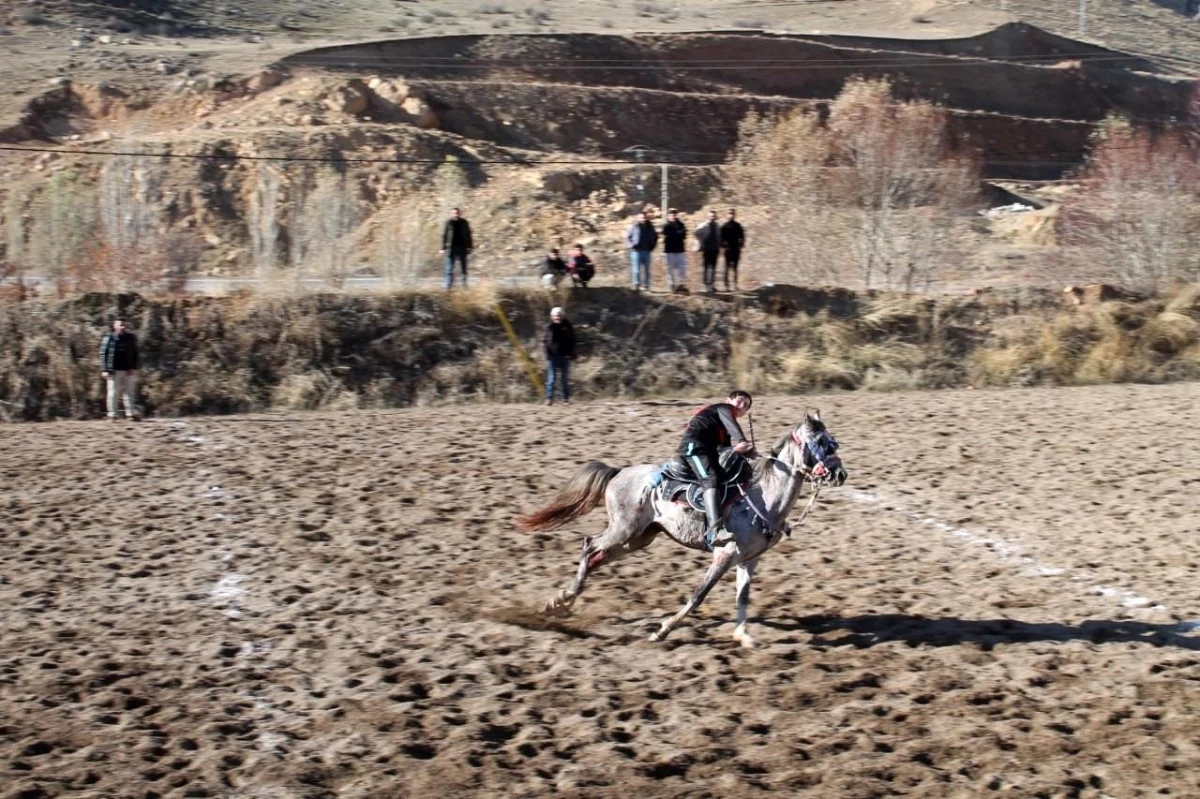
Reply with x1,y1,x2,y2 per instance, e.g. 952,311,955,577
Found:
516,411,848,647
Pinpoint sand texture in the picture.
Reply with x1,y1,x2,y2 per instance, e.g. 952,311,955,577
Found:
4,383,1200,798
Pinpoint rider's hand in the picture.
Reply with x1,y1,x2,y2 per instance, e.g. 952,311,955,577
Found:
733,441,754,454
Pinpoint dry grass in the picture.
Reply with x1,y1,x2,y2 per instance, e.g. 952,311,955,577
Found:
1,283,1198,420
968,284,1200,388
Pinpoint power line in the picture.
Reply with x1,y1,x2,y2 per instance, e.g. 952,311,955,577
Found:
281,50,1189,72
0,144,726,166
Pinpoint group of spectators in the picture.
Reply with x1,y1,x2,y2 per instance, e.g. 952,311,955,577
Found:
93,207,746,419
437,205,750,294
625,207,745,293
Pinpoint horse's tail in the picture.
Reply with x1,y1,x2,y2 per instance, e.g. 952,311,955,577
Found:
516,461,621,533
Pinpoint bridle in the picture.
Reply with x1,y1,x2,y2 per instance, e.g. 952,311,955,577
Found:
770,424,839,484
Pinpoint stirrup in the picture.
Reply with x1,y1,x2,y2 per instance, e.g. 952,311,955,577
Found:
705,526,733,550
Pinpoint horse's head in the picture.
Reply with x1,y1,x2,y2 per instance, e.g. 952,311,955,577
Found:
777,410,848,486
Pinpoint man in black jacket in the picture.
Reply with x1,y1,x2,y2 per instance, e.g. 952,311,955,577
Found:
694,210,722,293
99,319,140,420
544,306,576,405
677,390,755,548
440,207,474,289
720,208,746,291
661,208,688,291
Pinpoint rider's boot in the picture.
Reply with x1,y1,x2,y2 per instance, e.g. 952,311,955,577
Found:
703,487,732,550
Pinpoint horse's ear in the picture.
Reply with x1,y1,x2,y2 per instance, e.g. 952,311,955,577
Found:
812,409,822,422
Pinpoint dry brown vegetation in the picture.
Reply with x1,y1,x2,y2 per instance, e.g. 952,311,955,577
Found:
1057,116,1200,291
2,282,1198,420
727,79,979,291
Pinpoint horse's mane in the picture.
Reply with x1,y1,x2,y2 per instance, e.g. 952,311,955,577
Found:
751,428,796,482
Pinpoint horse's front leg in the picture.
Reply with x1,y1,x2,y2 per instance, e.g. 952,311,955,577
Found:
732,559,759,648
650,544,737,642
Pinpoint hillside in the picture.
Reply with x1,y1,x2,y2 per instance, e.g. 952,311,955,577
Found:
0,0,1197,288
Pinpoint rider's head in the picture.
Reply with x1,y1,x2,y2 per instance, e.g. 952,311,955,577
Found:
728,390,752,417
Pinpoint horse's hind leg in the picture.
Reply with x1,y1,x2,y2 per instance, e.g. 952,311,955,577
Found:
543,525,658,616
649,545,737,643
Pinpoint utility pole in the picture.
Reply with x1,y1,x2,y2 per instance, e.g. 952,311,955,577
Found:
1079,0,1086,36
661,163,669,214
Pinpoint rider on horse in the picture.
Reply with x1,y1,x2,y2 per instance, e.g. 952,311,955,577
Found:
677,390,755,548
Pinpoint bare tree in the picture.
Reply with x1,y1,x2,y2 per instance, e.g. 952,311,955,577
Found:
827,78,978,291
725,78,978,290
1058,115,1200,289
725,109,840,284
3,186,26,268
294,169,358,288
28,170,96,284
247,164,282,279
378,188,437,287
98,148,165,291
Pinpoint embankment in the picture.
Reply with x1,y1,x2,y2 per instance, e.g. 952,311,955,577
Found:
1,284,1198,420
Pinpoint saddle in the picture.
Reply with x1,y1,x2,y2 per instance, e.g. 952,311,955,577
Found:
652,449,752,515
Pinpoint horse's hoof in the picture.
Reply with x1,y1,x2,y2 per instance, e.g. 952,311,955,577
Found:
648,632,662,643
735,634,756,649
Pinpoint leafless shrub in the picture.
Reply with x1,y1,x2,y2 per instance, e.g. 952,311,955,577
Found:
1057,115,1200,291
726,78,978,291
247,164,282,279
378,189,440,287
97,149,166,292
27,169,96,284
4,187,27,268
293,170,359,288
827,78,978,291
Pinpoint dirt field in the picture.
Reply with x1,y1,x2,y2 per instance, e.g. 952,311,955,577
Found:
3,382,1200,798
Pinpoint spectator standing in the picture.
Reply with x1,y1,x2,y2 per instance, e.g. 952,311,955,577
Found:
720,208,746,291
694,210,721,294
625,211,658,291
544,306,576,406
440,207,474,289
567,244,595,288
661,208,688,291
99,319,139,420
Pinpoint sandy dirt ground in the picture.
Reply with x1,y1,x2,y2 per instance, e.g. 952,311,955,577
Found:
4,383,1200,798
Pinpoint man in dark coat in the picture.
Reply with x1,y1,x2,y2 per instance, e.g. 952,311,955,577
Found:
99,319,140,420
544,306,577,405
440,207,474,289
720,208,746,291
694,210,722,293
661,208,688,291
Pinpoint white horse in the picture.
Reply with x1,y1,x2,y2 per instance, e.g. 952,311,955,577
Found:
517,411,848,647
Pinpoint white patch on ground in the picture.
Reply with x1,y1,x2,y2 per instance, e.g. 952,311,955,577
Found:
211,573,246,602
844,488,1177,621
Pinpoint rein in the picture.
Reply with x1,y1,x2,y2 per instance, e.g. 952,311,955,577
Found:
745,439,827,537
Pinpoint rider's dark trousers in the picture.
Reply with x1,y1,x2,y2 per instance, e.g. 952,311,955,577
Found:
680,440,721,490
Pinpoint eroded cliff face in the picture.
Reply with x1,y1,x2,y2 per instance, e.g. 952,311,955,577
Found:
0,26,1192,280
